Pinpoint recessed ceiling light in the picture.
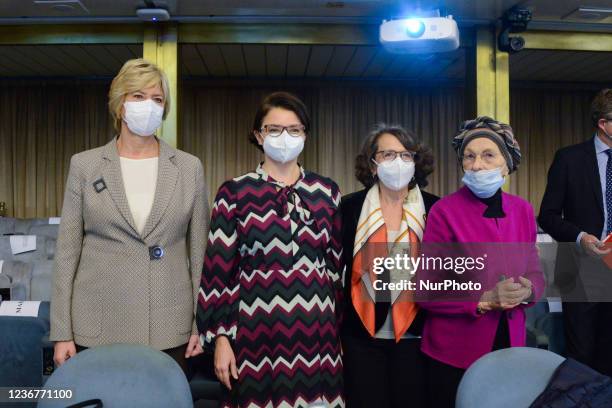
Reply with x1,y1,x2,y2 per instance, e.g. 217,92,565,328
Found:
562,7,612,21
51,4,75,12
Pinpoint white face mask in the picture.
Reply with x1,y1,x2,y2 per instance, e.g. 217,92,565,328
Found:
123,99,164,137
373,157,416,191
262,131,305,164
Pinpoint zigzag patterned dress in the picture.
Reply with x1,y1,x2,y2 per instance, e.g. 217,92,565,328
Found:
197,164,345,408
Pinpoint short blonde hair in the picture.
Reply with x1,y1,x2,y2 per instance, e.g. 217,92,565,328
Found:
108,58,170,133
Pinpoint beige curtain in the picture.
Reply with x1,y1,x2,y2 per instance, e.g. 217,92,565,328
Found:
181,80,466,203
0,80,113,217
509,86,598,214
0,79,601,218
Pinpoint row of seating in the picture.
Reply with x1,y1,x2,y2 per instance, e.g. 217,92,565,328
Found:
0,217,221,406
37,345,571,408
0,217,60,239
1,218,63,303
0,260,53,302
0,217,564,406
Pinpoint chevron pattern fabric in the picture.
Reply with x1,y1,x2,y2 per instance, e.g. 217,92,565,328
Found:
197,164,345,408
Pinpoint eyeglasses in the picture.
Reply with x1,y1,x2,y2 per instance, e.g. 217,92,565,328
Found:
373,150,416,162
260,124,306,138
461,151,500,164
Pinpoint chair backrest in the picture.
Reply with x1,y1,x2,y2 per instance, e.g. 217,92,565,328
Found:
0,274,11,302
456,347,565,408
0,260,32,300
28,224,59,240
39,344,193,408
14,218,53,234
31,260,54,301
0,236,55,262
0,217,16,236
0,301,50,387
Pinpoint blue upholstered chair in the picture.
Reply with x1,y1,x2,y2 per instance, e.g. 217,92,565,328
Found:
0,301,51,388
456,347,565,408
39,344,193,408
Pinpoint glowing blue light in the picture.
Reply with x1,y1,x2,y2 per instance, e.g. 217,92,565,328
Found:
404,18,425,37
152,17,157,21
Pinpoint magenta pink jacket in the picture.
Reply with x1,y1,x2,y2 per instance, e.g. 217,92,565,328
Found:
417,186,545,369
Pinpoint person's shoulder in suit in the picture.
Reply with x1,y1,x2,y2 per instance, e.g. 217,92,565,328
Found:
553,138,594,161
340,188,367,211
70,144,106,167
340,187,439,213
67,145,108,180
173,147,202,168
420,189,440,213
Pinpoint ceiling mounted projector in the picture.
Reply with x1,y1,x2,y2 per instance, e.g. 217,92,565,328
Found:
136,8,170,22
380,16,460,54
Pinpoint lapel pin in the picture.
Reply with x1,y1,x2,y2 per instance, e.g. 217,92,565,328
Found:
93,178,107,193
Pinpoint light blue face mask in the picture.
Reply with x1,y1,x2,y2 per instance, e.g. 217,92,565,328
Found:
462,167,505,198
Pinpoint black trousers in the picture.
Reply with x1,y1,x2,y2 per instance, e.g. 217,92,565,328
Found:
75,343,193,381
425,312,511,408
425,355,465,408
342,335,427,408
563,301,612,377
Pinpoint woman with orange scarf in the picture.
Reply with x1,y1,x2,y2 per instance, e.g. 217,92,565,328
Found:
340,124,438,408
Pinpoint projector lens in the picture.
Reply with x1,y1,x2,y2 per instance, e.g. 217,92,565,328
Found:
405,19,425,38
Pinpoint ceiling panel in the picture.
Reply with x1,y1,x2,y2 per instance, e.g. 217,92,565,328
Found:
286,45,310,77
196,44,227,76
0,46,44,75
1,0,612,32
324,46,356,77
510,49,612,82
58,45,113,75
533,51,598,81
441,50,465,79
361,48,395,78
342,46,377,77
105,44,138,66
21,45,67,76
219,44,246,76
416,51,463,80
266,45,288,77
305,45,334,77
590,58,612,82
243,44,266,77
380,53,413,78
0,43,142,77
0,42,609,84
181,43,208,75
512,50,560,79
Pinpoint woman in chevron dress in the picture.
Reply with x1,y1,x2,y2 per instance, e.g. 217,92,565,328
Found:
197,92,344,408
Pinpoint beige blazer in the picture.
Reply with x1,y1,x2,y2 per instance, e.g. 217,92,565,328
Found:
50,137,209,350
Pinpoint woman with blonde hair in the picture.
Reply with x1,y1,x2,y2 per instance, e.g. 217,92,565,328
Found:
50,58,209,378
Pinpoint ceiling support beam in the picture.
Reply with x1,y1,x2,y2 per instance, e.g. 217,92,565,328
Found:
523,30,612,52
472,26,511,190
0,24,143,45
143,24,179,148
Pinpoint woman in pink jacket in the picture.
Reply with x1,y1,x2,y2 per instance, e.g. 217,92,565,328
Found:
417,116,545,407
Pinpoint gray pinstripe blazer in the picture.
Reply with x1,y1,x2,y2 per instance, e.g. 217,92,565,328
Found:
50,137,210,350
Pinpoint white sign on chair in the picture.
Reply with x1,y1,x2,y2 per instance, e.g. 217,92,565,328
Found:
9,235,36,255
0,300,41,317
